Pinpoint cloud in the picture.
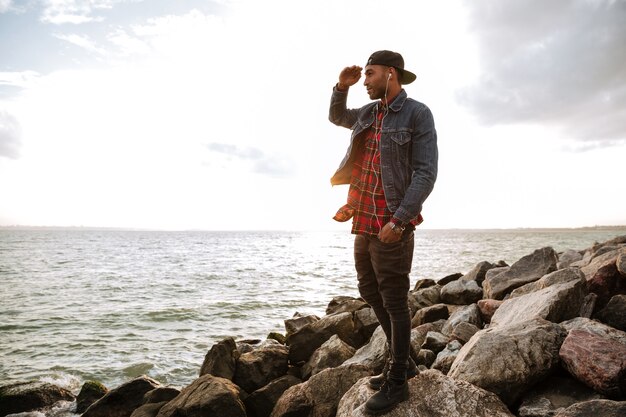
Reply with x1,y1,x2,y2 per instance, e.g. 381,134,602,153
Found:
54,33,107,55
457,0,626,145
41,0,124,24
0,110,21,159
0,0,12,13
206,142,295,178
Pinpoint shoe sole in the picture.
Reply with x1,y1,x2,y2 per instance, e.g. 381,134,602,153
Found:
363,391,410,415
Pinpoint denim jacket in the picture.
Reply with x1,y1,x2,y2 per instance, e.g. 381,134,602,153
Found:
329,86,438,225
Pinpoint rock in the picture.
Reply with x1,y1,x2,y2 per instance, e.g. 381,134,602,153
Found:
143,387,180,404
130,402,168,417
441,304,482,336
509,268,585,299
233,343,289,393
336,370,514,417
553,399,626,417
437,272,463,285
490,276,587,327
302,335,356,379
485,266,509,282
579,293,598,318
415,349,436,368
199,336,238,379
409,285,442,310
284,313,319,338
83,376,161,417
287,311,360,364
559,328,626,399
461,261,494,286
0,381,74,416
477,299,503,323
156,375,245,417
595,294,626,331
581,249,626,308
244,375,301,417
448,318,566,406
558,249,583,269
411,303,448,327
354,307,379,342
270,364,371,417
560,317,626,345
421,331,449,354
326,296,367,315
413,278,436,291
618,248,626,276
342,326,387,373
483,247,558,300
432,340,463,374
516,375,604,417
440,279,483,305
76,380,108,413
267,332,286,345
450,321,480,344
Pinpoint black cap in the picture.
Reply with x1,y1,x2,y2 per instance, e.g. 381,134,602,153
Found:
366,50,417,84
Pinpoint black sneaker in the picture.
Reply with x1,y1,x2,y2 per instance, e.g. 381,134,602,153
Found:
364,379,409,415
368,357,418,390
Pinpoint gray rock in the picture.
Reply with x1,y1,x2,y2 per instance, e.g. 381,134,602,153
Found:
477,299,503,324
342,326,387,373
557,249,583,270
580,249,625,309
336,370,514,417
326,296,367,315
559,328,626,398
560,317,626,345
354,307,379,342
410,320,446,360
233,343,289,393
437,272,463,285
156,375,245,417
244,375,301,417
509,268,585,299
0,381,74,416
516,375,604,417
483,247,558,300
130,402,167,417
440,279,483,305
199,337,238,379
461,261,494,286
421,331,449,354
76,381,108,413
284,313,319,338
595,294,626,331
409,285,442,310
617,248,626,276
302,335,356,379
450,321,480,344
270,364,371,417
553,399,626,417
143,387,180,404
441,304,482,336
83,376,161,417
432,340,463,374
416,349,436,368
413,278,437,291
411,303,449,327
448,318,566,406
490,276,587,327
485,266,509,282
287,311,359,364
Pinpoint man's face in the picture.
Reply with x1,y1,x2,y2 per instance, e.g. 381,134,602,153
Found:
363,64,389,100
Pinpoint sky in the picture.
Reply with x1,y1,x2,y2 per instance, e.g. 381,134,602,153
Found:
0,0,625,231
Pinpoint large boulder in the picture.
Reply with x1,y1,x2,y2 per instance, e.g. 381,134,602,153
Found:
440,279,483,305
0,381,74,416
560,317,626,344
448,318,566,406
83,376,161,417
483,247,558,300
287,311,360,364
477,299,503,324
284,313,319,339
354,307,379,342
336,370,514,417
156,374,245,417
302,335,356,379
409,285,442,310
559,328,626,399
411,303,449,327
441,304,482,336
199,336,238,379
270,364,371,417
581,249,626,309
490,274,587,327
233,343,289,393
244,375,301,417
509,268,585,298
461,261,494,286
342,326,387,374
617,248,626,276
553,399,626,417
326,296,367,315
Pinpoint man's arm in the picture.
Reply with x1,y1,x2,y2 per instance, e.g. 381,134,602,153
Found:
329,66,362,129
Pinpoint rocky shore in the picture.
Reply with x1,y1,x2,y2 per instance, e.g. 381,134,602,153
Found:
2,235,626,417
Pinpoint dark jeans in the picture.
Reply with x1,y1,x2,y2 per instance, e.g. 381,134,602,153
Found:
354,231,414,382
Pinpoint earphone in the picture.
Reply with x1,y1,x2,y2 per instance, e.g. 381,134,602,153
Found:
388,73,392,80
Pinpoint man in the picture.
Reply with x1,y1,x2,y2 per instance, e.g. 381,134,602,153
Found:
329,50,438,415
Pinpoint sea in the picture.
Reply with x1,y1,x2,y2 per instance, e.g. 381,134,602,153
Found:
1,227,625,413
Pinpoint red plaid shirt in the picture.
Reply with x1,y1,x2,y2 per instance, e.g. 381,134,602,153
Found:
333,101,423,236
